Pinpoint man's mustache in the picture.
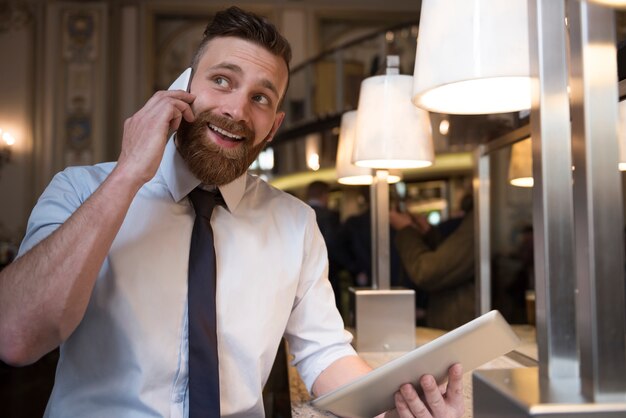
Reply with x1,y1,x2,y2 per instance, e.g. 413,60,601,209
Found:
194,111,255,141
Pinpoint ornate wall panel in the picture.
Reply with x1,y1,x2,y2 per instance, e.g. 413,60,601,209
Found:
41,1,107,176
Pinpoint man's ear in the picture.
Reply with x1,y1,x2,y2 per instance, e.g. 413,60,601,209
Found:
265,111,286,143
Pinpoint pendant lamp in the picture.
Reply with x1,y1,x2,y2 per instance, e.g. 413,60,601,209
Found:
412,0,531,114
336,110,401,185
508,137,534,187
352,57,433,169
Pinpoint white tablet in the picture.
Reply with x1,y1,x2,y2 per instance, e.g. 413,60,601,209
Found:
311,310,520,418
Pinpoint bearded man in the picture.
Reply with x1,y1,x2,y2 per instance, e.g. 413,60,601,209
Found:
0,7,464,418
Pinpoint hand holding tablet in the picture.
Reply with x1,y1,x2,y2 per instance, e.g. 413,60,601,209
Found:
311,310,520,418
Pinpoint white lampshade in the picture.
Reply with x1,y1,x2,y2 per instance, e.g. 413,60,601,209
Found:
336,110,401,185
508,137,534,187
412,0,531,115
585,0,626,8
619,100,626,171
352,74,434,169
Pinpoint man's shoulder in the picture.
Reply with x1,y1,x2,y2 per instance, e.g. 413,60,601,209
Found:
48,162,116,194
57,162,115,184
246,174,298,200
245,174,312,213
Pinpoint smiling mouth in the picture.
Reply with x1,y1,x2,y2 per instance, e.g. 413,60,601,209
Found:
208,123,245,142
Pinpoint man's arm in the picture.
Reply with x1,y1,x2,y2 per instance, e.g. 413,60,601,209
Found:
313,356,465,418
0,90,195,366
311,355,372,396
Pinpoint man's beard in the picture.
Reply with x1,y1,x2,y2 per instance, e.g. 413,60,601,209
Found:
176,110,268,186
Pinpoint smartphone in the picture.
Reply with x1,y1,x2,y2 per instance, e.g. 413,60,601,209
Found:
167,68,193,138
168,67,193,92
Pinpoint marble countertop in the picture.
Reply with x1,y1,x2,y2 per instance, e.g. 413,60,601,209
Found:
289,325,537,418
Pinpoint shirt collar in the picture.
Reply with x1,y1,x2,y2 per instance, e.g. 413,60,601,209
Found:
160,135,246,212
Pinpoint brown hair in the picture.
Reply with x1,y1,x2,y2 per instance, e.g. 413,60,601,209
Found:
190,6,292,101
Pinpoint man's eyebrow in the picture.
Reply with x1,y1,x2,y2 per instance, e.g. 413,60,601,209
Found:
259,79,280,100
209,62,280,99
210,62,243,74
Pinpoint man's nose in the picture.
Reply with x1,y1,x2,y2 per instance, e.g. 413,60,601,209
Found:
219,91,250,124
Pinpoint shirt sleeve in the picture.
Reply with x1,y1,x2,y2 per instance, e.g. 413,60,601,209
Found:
17,168,90,257
283,207,357,392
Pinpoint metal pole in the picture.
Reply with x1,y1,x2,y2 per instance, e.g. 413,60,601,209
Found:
370,176,379,290
528,0,578,380
568,0,626,401
474,145,492,315
373,169,391,290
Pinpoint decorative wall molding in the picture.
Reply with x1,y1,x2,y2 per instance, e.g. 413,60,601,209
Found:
39,1,108,176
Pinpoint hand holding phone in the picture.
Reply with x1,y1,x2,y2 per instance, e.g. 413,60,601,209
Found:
116,68,196,185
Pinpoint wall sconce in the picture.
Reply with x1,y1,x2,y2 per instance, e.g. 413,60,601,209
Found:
0,128,15,172
508,137,534,187
412,0,531,114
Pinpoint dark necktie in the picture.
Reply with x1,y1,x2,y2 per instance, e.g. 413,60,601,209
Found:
188,187,223,417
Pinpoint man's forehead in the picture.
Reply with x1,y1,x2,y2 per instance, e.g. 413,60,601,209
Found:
198,37,288,94
199,37,286,71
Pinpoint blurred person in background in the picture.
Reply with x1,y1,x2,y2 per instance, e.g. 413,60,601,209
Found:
389,194,475,330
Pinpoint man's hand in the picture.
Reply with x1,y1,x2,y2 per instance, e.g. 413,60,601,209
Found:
390,208,414,231
116,90,196,187
384,364,465,418
389,209,433,236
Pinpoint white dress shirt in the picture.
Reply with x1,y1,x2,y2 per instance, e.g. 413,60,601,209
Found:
18,137,356,417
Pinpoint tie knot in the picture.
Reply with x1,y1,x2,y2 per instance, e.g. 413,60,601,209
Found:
188,188,223,219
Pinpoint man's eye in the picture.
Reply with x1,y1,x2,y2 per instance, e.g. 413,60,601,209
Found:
253,94,270,105
214,76,229,87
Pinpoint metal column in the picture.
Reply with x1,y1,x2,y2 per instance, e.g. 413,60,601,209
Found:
568,0,626,401
373,169,391,290
474,0,626,415
528,0,578,380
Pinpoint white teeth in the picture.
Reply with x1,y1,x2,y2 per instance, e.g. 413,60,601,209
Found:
209,124,243,140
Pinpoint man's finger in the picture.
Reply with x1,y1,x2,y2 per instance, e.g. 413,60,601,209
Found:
171,98,196,123
444,363,465,414
419,374,447,417
398,384,431,418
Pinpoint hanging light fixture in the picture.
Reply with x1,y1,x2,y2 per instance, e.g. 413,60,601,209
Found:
353,57,434,169
412,0,531,115
336,110,401,185
508,137,534,187
344,56,425,352
350,54,434,288
584,0,626,8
